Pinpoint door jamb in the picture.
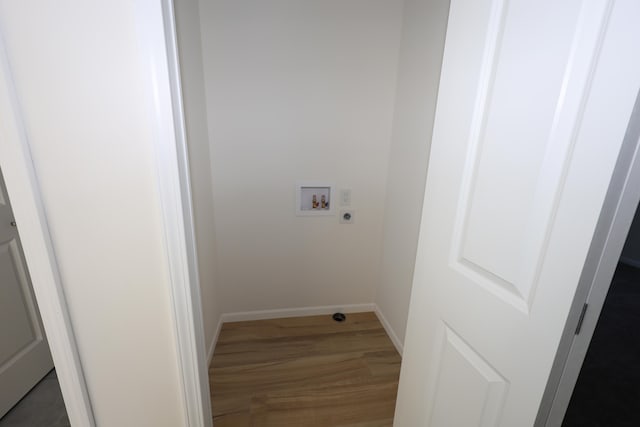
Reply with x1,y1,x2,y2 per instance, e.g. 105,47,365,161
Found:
134,0,213,426
0,28,96,427
535,91,640,426
0,1,213,425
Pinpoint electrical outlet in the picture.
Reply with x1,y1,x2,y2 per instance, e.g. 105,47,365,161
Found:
340,210,354,224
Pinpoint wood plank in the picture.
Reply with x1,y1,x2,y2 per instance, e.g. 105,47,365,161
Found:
216,312,382,343
212,329,395,368
210,312,400,426
363,350,401,377
212,411,251,427
211,352,371,396
337,420,394,427
209,393,249,418
250,376,398,426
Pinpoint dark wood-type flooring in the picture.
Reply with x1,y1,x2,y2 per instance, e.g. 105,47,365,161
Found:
209,312,401,426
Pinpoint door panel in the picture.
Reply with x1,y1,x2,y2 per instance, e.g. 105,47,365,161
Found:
0,170,52,418
428,325,508,427
0,239,38,363
395,0,640,426
459,0,583,304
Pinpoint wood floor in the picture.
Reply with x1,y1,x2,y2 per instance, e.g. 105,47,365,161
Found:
209,312,402,426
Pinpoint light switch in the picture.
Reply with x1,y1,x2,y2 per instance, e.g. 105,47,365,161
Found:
340,189,351,206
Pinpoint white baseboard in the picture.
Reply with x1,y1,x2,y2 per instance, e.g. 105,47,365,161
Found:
220,303,376,323
207,316,223,367
205,303,404,364
373,305,404,356
620,256,640,269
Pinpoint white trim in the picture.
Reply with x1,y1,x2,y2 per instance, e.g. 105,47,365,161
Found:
373,305,404,356
207,304,403,362
161,1,214,425
221,304,376,323
207,317,224,366
0,28,95,427
134,1,211,426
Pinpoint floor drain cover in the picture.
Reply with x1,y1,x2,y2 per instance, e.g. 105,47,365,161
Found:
332,312,346,322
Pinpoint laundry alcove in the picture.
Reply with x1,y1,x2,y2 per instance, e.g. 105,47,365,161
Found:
170,0,640,424
174,0,447,364
173,0,447,423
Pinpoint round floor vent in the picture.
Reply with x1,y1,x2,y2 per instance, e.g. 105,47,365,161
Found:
332,312,346,322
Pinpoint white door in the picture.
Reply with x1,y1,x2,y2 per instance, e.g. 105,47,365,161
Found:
0,169,53,418
395,1,640,426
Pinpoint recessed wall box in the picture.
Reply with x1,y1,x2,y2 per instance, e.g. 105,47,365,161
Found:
296,182,335,216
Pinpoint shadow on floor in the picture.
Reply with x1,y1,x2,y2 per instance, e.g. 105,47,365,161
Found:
0,370,70,427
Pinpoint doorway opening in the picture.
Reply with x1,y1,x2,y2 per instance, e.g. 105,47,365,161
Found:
562,202,640,427
165,0,640,423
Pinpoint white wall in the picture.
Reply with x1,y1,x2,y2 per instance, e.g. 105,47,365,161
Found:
198,0,404,313
0,2,186,425
174,0,222,357
376,0,450,346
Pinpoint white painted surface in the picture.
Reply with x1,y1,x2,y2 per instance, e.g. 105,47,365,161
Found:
198,0,404,313
395,0,640,425
0,31,95,425
220,303,375,323
376,0,450,348
138,0,211,425
174,0,222,358
0,170,53,418
0,1,188,425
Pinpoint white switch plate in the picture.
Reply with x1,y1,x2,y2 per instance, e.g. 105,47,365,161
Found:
340,189,352,206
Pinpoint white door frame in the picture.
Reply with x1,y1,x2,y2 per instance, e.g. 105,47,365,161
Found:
0,28,95,427
134,0,213,426
535,92,640,426
0,1,212,426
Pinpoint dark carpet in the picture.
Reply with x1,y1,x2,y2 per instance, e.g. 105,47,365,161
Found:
562,263,640,427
